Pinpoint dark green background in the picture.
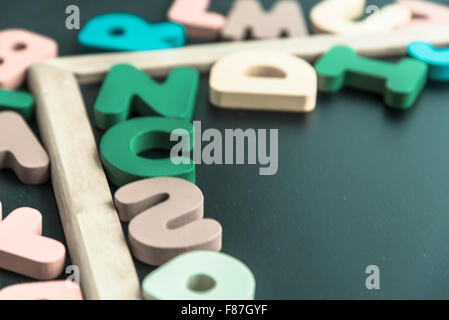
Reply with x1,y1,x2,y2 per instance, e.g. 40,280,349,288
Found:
1,0,449,299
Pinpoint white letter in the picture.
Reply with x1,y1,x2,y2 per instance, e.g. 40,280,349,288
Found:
365,265,380,290
65,5,80,30
258,129,278,175
202,128,222,165
65,265,80,289
193,121,202,165
170,128,191,165
224,129,256,165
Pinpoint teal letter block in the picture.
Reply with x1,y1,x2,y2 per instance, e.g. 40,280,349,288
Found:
408,42,449,81
315,45,428,109
100,116,195,187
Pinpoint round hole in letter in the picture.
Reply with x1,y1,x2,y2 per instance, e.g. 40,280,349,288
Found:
138,148,171,160
245,65,287,78
110,27,125,36
187,274,216,292
132,131,172,159
12,42,27,51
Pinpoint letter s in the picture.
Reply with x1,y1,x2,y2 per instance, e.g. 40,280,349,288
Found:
114,177,222,265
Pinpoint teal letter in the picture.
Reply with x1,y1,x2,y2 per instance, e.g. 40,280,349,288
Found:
100,116,194,186
94,64,199,130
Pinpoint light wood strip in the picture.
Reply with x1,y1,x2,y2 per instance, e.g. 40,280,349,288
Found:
28,64,141,300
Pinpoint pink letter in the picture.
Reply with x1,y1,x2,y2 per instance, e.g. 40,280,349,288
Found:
168,0,226,40
0,203,66,279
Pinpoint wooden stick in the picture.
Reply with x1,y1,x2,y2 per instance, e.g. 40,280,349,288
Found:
28,64,141,300
45,24,449,84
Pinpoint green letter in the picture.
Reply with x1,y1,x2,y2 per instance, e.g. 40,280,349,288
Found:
94,64,199,129
100,116,194,186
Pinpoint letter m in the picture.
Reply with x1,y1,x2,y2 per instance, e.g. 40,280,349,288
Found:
222,0,307,40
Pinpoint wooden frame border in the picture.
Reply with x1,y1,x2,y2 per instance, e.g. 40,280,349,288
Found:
27,25,449,300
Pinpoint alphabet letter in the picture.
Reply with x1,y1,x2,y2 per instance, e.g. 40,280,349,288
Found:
310,0,411,34
365,265,380,290
210,51,317,112
0,29,57,89
315,45,427,109
78,13,185,51
0,111,49,184
408,42,449,81
0,89,34,121
222,0,307,40
100,116,194,186
168,0,226,40
0,281,82,300
94,64,199,130
65,5,80,30
0,204,66,280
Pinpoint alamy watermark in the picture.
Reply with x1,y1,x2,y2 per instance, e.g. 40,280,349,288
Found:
365,265,380,290
365,5,380,15
170,121,278,176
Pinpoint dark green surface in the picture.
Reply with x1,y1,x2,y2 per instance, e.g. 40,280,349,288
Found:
1,0,449,299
